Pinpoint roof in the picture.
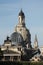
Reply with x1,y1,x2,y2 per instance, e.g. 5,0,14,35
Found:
19,9,25,17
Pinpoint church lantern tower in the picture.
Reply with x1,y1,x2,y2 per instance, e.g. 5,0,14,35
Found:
18,9,25,27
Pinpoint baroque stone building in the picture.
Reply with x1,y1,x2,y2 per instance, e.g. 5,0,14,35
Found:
0,10,40,61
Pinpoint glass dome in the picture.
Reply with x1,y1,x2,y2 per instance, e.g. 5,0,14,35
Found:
10,32,23,45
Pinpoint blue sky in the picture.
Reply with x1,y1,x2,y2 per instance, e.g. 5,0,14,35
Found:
0,0,43,47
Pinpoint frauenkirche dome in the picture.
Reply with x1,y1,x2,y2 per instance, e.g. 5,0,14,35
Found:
10,10,32,48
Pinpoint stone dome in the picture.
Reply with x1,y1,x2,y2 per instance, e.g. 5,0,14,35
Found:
14,25,31,47
10,32,24,45
20,27,31,44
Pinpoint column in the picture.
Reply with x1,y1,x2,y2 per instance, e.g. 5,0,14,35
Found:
2,56,5,61
18,56,21,61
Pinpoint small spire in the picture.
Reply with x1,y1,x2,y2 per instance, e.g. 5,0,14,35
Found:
35,34,38,42
34,34,38,49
